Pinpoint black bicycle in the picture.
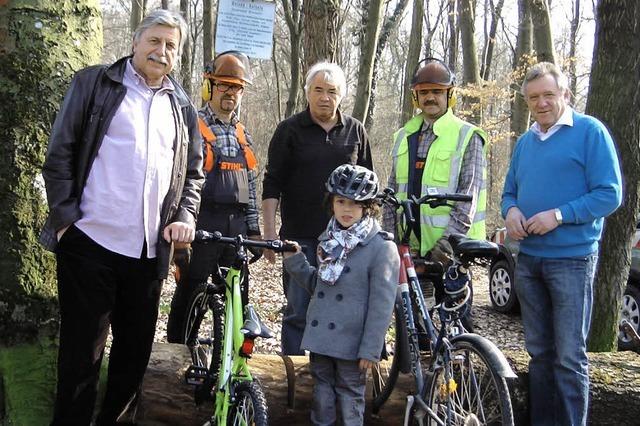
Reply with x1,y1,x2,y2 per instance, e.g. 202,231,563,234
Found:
371,188,516,425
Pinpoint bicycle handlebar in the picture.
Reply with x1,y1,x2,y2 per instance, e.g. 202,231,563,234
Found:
378,187,472,215
194,230,298,253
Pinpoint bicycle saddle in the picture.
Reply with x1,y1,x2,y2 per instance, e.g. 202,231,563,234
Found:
241,305,275,339
448,233,499,258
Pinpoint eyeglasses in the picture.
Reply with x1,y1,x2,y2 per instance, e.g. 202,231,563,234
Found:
214,82,244,94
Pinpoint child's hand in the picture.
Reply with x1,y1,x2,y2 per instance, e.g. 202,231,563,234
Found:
282,240,302,259
359,358,376,371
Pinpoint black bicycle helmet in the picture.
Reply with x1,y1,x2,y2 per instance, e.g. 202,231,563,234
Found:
326,164,379,201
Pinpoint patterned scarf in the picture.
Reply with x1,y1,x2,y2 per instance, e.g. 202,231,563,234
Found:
317,215,374,285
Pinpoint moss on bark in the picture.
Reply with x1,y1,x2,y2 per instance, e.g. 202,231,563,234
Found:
0,335,57,425
0,0,102,343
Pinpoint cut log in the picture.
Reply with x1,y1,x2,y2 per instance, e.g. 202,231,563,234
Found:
134,343,640,425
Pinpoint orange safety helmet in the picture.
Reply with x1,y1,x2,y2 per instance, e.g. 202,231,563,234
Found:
201,51,252,101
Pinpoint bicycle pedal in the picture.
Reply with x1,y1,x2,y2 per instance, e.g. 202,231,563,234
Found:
185,365,209,386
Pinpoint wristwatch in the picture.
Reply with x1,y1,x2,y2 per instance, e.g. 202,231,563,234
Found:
554,208,563,225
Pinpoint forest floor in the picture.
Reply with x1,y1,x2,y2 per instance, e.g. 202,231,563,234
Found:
153,257,527,355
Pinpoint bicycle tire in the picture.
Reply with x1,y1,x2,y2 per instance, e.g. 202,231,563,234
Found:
371,301,406,413
228,380,269,426
409,338,514,425
184,283,225,403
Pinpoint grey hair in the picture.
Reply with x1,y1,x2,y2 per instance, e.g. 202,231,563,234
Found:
133,9,188,55
304,62,347,98
521,62,570,96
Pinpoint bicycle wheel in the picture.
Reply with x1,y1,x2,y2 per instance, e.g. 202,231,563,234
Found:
371,301,406,413
184,283,225,402
228,380,269,426
409,338,513,425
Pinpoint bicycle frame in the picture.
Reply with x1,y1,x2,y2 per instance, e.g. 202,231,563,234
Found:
396,241,452,425
213,254,252,423
190,230,295,425
381,188,490,425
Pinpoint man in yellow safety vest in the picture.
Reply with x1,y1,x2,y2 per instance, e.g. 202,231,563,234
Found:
383,58,488,330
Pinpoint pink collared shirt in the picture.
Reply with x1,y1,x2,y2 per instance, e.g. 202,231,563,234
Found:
75,60,176,258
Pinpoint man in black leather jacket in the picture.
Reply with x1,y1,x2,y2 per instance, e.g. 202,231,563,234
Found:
41,9,204,425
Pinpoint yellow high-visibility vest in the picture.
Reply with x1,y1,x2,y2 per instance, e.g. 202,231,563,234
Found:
392,109,488,256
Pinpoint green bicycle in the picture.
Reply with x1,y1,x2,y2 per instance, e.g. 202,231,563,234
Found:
183,230,295,425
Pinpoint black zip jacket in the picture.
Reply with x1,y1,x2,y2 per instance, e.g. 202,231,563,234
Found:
40,56,204,279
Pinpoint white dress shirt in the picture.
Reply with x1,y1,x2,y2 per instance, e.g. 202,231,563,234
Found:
75,60,176,258
531,106,574,141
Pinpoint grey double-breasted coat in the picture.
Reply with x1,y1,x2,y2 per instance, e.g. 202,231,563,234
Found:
283,221,400,362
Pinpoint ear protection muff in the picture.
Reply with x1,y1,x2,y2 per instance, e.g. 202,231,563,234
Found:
201,78,213,102
447,87,457,108
411,91,420,109
411,88,456,110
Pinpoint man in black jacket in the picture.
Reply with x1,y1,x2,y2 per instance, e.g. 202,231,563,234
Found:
41,9,204,425
262,61,373,355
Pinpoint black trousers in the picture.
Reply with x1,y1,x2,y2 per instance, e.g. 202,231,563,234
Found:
166,208,246,343
50,225,161,426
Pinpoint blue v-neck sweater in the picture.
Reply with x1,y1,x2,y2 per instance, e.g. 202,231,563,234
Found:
501,111,622,258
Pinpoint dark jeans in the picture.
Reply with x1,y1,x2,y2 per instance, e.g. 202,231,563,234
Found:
281,238,318,355
167,208,246,343
309,352,367,426
515,252,598,426
51,225,161,426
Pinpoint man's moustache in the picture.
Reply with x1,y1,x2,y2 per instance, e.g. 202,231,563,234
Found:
147,55,168,66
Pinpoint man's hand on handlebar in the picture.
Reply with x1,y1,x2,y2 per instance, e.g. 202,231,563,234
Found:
430,237,454,266
263,231,278,263
163,221,195,243
282,240,302,259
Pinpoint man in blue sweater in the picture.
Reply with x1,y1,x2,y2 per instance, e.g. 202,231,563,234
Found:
502,62,622,426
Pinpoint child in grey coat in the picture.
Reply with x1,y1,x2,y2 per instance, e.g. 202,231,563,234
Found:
283,164,399,426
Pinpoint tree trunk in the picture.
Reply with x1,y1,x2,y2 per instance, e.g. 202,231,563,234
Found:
351,0,384,123
458,0,482,124
180,0,193,98
480,0,504,80
203,0,214,66
281,0,303,118
400,0,425,125
509,0,532,153
529,0,556,63
0,0,102,344
302,0,340,71
585,0,640,352
567,0,581,98
131,0,144,34
447,0,458,71
0,0,102,423
459,0,480,85
364,0,410,130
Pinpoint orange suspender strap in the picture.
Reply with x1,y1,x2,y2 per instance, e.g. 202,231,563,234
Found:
198,117,257,172
234,122,258,170
198,117,216,173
